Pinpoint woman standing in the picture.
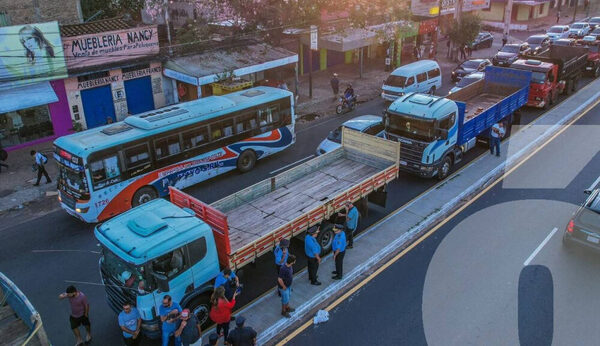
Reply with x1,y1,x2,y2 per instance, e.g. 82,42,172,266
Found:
209,286,237,340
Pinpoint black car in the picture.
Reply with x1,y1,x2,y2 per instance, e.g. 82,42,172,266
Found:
492,43,531,66
471,32,494,50
526,34,551,54
451,59,491,82
563,187,600,251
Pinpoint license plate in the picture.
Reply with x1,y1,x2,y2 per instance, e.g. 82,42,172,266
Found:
587,235,600,244
399,160,407,166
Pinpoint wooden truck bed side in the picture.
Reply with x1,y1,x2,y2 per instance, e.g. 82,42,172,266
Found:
173,128,400,269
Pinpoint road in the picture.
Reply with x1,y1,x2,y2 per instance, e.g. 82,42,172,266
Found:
0,43,588,345
287,88,600,345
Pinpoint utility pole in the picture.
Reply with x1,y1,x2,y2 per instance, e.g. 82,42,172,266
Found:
572,0,578,23
452,0,464,61
504,0,514,37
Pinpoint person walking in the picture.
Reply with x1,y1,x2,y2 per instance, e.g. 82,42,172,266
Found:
59,285,92,346
226,315,257,346
341,202,359,248
460,45,467,60
175,309,202,346
304,226,322,285
159,295,182,346
502,33,508,47
331,224,347,280
118,302,141,346
30,149,51,185
330,73,340,97
277,254,297,318
209,286,237,341
446,39,451,58
556,10,561,24
490,122,506,157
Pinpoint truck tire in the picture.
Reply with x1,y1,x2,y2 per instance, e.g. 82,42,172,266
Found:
542,96,549,110
187,293,212,328
594,65,600,78
437,156,453,180
564,80,571,95
132,186,158,207
571,78,577,92
237,150,257,173
316,223,335,254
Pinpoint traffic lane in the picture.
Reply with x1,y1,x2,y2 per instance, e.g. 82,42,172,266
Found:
288,83,600,346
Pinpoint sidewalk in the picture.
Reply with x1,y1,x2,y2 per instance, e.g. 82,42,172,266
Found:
230,66,600,345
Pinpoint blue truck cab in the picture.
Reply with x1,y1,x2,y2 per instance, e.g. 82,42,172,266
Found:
94,198,220,337
384,66,530,179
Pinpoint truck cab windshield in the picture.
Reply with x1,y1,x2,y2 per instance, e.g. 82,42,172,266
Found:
102,246,150,292
385,75,407,87
530,71,547,84
386,112,436,142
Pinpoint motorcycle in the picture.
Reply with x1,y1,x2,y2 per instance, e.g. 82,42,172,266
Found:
335,94,357,114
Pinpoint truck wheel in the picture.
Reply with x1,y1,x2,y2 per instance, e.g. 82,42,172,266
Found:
429,86,436,95
317,224,335,254
564,80,571,95
594,65,600,78
187,294,212,328
542,96,549,110
437,156,453,180
237,150,257,173
132,186,158,207
571,78,577,92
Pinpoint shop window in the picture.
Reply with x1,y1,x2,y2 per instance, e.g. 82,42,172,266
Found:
155,134,181,160
235,112,258,134
0,105,54,148
427,68,441,79
124,144,151,169
417,72,428,83
89,154,121,189
182,126,209,150
210,119,234,140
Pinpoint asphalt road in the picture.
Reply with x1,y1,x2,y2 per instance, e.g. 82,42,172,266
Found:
288,87,600,346
0,54,590,345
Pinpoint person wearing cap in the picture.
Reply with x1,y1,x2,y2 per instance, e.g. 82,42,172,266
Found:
118,302,141,346
274,238,290,273
226,315,257,346
331,224,347,280
205,332,219,346
340,202,359,248
278,254,297,318
304,226,322,285
175,309,201,346
330,73,339,97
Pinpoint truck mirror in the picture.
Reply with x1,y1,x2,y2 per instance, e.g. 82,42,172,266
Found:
150,272,169,292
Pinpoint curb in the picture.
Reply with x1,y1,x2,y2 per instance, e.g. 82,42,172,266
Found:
256,81,600,345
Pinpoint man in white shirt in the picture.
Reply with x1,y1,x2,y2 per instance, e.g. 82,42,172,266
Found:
490,122,505,157
30,149,51,185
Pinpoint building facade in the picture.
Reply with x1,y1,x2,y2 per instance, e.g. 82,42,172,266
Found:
0,0,82,26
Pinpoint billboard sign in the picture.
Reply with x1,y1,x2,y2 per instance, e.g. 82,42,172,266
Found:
411,0,490,17
0,21,67,89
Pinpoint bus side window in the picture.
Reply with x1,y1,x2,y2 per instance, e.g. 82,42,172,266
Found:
155,134,181,160
89,154,121,189
258,105,280,131
235,112,258,134
124,144,152,176
211,119,234,140
182,126,208,150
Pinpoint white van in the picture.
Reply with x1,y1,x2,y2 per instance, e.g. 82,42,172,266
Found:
381,60,442,102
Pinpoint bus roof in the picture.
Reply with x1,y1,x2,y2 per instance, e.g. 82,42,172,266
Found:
55,86,293,158
388,93,456,120
94,198,211,265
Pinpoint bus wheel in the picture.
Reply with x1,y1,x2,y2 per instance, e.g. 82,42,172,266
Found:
237,150,257,173
187,294,212,328
132,186,158,207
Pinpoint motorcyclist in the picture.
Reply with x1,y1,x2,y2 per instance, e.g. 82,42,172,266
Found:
343,84,355,107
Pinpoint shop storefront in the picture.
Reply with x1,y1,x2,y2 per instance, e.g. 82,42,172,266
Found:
60,20,166,129
0,21,71,151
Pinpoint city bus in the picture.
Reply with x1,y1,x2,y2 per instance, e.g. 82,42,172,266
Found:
53,87,295,222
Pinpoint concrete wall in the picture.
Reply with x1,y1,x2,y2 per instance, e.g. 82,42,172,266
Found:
532,3,549,19
477,2,505,22
516,5,530,21
0,0,82,25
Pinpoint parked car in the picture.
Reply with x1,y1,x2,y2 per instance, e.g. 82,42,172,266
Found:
552,38,577,47
316,115,385,155
563,185,600,251
471,32,494,50
451,59,491,82
526,34,551,54
569,22,591,38
588,17,600,30
588,27,600,39
492,43,530,66
449,72,485,94
546,25,570,41
381,60,442,101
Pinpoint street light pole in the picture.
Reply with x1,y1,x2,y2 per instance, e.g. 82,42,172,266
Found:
572,0,578,23
504,0,514,37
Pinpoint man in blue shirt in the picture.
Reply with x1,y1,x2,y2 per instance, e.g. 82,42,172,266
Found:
118,302,141,346
331,224,347,280
304,226,322,285
159,295,182,346
342,202,359,248
30,150,51,186
274,238,290,273
215,268,239,300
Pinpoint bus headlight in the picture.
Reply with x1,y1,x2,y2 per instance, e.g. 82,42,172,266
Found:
75,207,89,213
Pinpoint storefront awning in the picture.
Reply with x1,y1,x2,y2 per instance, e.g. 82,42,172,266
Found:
164,43,298,86
300,28,378,52
0,82,58,113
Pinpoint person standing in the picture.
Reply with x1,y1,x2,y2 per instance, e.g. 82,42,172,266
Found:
58,285,92,346
159,295,182,346
274,238,290,274
446,39,451,58
556,10,561,24
460,45,467,60
226,315,257,346
278,255,297,318
118,302,141,346
209,286,237,341
502,33,508,47
331,224,347,280
175,309,202,346
342,202,359,248
490,122,506,157
215,268,239,300
30,149,51,186
330,73,339,97
304,226,322,285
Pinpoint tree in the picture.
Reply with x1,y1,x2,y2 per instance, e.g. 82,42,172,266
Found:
449,13,482,47
81,0,147,21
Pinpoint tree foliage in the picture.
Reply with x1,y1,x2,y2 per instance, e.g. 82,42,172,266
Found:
449,13,482,46
81,0,146,21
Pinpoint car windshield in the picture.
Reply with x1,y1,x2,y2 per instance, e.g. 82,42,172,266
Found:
591,18,600,24
593,28,600,34
327,126,358,143
572,24,584,29
101,246,150,292
501,45,519,53
385,75,407,87
457,75,481,87
461,61,480,69
386,112,435,142
527,37,544,44
548,27,564,33
57,164,89,195
530,71,547,84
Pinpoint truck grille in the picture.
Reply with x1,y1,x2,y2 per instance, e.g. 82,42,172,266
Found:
60,191,76,210
387,134,426,165
101,267,136,313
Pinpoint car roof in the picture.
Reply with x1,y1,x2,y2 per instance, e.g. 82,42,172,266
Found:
462,58,487,64
464,71,485,78
342,115,382,130
390,59,439,76
505,43,522,47
573,22,587,25
528,34,548,39
549,25,569,29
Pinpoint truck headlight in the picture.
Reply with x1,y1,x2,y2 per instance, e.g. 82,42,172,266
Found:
420,166,434,172
535,97,542,101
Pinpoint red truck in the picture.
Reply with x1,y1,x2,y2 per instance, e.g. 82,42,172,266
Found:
510,45,588,109
576,38,600,77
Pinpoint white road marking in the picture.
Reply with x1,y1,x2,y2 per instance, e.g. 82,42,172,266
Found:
32,249,101,254
524,227,559,266
269,155,315,175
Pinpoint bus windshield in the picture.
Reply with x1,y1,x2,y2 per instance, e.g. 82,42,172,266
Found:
386,112,436,142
